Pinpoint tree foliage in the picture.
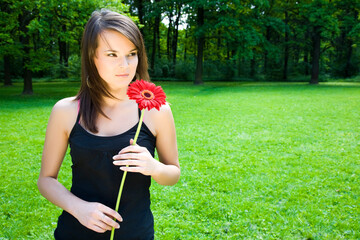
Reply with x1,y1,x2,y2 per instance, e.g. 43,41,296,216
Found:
1,0,360,92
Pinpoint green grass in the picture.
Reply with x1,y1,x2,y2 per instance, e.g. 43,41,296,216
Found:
1,81,359,239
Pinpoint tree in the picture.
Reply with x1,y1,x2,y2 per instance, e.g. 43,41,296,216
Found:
2,0,360,85
194,5,204,84
332,0,360,77
0,0,131,93
300,0,339,84
18,1,38,94
172,1,183,66
0,0,19,86
150,0,162,70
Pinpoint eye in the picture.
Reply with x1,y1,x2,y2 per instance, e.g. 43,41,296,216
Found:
128,52,137,57
107,53,117,57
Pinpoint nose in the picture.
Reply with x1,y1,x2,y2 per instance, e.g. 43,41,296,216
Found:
118,56,129,68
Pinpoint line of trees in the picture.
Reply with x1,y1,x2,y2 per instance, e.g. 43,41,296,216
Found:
1,0,360,94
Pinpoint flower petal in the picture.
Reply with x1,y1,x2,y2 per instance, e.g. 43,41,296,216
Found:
127,79,166,111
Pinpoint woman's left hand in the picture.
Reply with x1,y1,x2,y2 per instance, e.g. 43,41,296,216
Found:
112,139,160,176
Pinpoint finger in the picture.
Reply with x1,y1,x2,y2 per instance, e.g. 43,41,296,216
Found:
129,138,140,146
91,224,107,233
100,205,123,223
113,160,140,166
113,151,146,160
94,220,112,231
118,145,144,155
113,153,139,160
102,214,120,229
120,166,142,172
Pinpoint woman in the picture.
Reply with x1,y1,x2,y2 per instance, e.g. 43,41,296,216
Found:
38,9,180,240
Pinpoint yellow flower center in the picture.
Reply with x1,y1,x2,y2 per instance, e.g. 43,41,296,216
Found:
141,90,154,100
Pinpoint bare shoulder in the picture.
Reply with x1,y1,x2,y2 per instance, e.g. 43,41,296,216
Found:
147,102,173,122
53,96,77,110
151,102,172,116
144,103,175,136
49,97,78,136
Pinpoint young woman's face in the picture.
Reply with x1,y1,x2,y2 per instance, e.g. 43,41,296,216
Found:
94,30,138,92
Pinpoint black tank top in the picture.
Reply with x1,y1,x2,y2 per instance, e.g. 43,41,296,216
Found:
54,107,156,240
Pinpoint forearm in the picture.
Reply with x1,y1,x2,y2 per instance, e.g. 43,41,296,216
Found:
37,176,84,217
152,162,180,186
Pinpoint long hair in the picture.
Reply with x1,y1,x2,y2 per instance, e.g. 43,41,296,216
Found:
76,9,149,133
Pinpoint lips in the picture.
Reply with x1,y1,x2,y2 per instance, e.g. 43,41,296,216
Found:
115,74,129,77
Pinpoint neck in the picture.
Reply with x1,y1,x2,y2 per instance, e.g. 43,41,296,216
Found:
102,87,129,108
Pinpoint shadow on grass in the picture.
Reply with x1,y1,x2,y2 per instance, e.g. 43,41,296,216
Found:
1,81,359,109
0,82,80,109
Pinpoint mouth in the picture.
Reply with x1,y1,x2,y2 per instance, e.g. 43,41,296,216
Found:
115,74,129,77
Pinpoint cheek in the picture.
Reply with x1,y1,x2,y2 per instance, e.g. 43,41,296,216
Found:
131,58,139,71
94,58,110,78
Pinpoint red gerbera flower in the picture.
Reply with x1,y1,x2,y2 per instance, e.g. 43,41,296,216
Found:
127,79,166,111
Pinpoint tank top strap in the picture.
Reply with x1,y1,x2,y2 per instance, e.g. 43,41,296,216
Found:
138,107,141,120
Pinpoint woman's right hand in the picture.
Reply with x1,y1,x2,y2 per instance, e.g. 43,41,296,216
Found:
73,201,123,233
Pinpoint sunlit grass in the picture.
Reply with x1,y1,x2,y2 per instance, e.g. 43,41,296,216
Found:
0,81,359,239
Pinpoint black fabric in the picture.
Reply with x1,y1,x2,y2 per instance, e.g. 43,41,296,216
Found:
55,108,156,240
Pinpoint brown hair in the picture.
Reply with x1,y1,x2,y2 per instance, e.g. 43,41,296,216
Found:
76,9,149,133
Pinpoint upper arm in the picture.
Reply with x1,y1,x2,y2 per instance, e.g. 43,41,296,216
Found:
152,104,179,168
39,98,77,179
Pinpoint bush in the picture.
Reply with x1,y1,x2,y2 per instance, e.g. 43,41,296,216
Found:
174,61,195,81
68,55,81,79
202,60,237,81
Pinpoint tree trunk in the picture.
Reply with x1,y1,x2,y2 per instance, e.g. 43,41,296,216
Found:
3,55,12,86
151,24,156,70
304,52,309,75
310,26,321,84
195,6,204,85
166,5,173,60
344,10,359,78
283,11,289,81
217,30,221,59
22,34,33,94
156,9,161,60
184,27,188,61
58,24,69,78
150,22,156,70
138,0,144,24
344,40,353,78
264,26,270,74
151,0,161,70
293,43,300,66
172,4,181,66
304,29,310,75
137,0,144,35
19,11,33,94
23,65,33,94
2,2,12,86
250,54,256,78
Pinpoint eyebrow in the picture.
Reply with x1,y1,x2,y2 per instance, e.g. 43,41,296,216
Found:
104,48,137,53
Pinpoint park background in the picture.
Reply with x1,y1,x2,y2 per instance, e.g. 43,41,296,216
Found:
0,0,359,239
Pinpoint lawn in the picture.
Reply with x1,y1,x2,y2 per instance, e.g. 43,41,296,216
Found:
0,81,359,239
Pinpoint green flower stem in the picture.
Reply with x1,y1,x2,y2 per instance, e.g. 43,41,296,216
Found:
110,109,145,240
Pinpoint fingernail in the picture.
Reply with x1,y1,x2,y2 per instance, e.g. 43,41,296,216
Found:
116,224,120,229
